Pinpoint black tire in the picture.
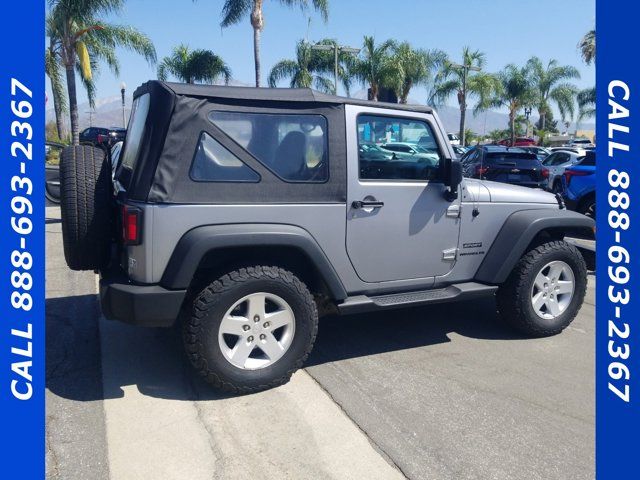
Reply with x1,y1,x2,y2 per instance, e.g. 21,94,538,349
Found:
578,194,596,220
551,180,563,194
496,241,587,337
59,145,112,271
183,266,318,393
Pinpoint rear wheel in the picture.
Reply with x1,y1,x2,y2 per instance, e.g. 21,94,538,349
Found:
59,145,113,271
497,241,587,337
183,266,318,393
551,179,563,194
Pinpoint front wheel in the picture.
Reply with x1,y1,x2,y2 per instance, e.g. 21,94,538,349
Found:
497,241,587,337
183,266,318,393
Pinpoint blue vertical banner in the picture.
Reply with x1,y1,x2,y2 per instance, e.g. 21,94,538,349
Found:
0,0,45,478
596,0,639,477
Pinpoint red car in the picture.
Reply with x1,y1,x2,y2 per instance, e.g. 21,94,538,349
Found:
497,137,537,147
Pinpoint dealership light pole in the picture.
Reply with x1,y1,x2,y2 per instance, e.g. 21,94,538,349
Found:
524,106,532,138
449,62,481,147
311,43,360,95
120,82,126,128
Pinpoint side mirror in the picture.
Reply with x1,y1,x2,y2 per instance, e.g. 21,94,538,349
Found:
444,159,463,201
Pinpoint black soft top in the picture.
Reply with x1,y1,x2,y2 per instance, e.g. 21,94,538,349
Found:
134,81,434,114
123,81,436,204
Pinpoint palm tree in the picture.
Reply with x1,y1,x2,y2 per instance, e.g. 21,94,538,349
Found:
268,39,338,93
393,42,445,104
45,47,67,141
527,57,579,130
577,87,595,122
158,45,231,84
430,47,499,146
48,0,156,145
489,64,537,146
579,29,595,65
217,0,328,87
351,36,399,101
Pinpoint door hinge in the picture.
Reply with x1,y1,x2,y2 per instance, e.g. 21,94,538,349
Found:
446,204,461,218
442,248,458,261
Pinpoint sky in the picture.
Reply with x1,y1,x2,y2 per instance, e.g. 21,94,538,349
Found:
47,0,595,114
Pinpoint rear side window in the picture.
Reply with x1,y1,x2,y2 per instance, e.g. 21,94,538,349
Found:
190,132,260,182
210,111,328,183
121,93,150,170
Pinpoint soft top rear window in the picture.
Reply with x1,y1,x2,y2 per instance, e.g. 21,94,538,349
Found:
120,93,150,171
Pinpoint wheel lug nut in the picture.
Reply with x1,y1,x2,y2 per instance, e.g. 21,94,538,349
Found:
243,325,250,331
247,336,254,342
254,315,260,322
263,321,270,328
260,334,266,340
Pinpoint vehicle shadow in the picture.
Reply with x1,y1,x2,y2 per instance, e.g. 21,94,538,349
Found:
46,294,526,403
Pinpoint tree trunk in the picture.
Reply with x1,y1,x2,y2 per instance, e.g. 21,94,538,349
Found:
52,89,65,141
509,109,516,146
252,26,261,87
251,1,264,87
458,89,465,146
540,109,547,130
65,63,79,145
459,104,466,146
370,84,378,101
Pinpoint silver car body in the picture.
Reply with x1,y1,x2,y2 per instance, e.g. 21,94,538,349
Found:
125,104,558,296
542,150,585,191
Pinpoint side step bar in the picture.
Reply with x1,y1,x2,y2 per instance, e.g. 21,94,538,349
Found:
337,282,498,315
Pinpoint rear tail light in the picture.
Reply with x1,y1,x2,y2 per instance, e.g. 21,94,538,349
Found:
475,165,489,177
563,169,590,187
541,168,549,179
97,133,108,144
122,206,142,245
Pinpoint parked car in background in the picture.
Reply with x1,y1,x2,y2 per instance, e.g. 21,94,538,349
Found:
542,150,585,193
460,145,548,188
380,142,440,165
497,137,536,147
45,141,64,203
518,146,551,162
79,126,126,150
562,151,596,219
567,137,595,148
359,142,394,161
447,132,460,145
452,144,468,158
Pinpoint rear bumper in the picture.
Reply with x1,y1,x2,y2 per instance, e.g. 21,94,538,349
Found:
99,269,186,327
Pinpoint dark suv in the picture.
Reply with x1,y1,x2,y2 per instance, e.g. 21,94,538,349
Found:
79,126,126,149
460,145,548,188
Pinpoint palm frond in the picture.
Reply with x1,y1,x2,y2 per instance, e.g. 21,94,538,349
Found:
220,0,251,27
45,48,67,113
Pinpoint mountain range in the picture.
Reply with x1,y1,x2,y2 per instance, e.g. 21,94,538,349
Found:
46,91,594,137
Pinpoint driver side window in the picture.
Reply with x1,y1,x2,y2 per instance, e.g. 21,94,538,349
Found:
357,114,443,181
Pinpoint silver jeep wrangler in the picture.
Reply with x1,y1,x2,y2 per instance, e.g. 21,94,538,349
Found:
59,81,594,393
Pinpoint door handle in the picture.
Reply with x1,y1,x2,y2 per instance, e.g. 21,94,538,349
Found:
352,200,384,209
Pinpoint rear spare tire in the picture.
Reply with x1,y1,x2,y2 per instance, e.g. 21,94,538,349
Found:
59,145,112,271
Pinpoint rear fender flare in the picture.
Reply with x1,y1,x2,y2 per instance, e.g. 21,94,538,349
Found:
160,224,348,300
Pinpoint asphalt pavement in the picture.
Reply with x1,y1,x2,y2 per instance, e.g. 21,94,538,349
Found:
45,206,595,480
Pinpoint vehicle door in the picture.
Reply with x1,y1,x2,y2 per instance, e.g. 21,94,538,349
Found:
345,106,462,282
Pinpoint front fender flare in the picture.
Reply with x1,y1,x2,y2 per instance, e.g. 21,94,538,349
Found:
160,223,348,300
475,209,595,284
